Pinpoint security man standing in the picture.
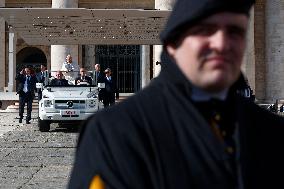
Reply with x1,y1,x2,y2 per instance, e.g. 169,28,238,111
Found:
15,67,38,124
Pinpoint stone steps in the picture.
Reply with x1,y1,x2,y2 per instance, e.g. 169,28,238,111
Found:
5,101,39,112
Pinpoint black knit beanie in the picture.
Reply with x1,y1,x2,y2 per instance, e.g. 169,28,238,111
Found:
160,0,255,45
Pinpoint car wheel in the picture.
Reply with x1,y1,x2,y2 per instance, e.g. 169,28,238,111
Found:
38,118,50,132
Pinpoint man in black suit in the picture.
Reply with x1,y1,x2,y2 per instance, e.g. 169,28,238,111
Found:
35,64,48,101
93,64,104,85
15,67,38,124
70,0,284,189
75,68,92,85
49,71,69,86
93,64,104,101
102,68,119,107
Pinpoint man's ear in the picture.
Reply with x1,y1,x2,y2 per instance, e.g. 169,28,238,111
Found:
166,44,177,57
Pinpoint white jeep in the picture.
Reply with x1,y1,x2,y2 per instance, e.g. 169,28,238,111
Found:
37,78,104,132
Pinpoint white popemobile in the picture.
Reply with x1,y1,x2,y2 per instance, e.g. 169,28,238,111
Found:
36,70,104,132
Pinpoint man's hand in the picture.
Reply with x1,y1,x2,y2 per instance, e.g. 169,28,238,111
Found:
20,69,25,75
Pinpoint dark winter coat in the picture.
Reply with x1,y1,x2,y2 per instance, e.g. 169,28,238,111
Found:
69,52,284,189
15,73,38,97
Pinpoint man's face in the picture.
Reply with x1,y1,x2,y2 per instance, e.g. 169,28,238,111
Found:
66,55,72,63
25,68,31,76
56,72,63,79
95,65,100,72
105,70,111,77
80,69,86,76
41,65,46,71
166,12,248,92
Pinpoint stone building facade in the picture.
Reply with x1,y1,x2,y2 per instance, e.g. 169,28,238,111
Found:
0,0,283,103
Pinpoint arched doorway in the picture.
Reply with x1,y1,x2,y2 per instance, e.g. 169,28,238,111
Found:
15,47,47,91
16,47,47,74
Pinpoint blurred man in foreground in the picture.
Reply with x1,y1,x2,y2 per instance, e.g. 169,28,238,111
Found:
69,0,284,188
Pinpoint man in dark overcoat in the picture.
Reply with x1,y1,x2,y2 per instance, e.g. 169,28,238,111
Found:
35,64,48,101
69,0,284,189
93,64,105,101
101,68,119,107
15,67,38,124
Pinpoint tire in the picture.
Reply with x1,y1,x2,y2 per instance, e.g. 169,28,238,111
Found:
38,118,50,132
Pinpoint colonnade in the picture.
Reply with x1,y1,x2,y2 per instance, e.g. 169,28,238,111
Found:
4,0,271,102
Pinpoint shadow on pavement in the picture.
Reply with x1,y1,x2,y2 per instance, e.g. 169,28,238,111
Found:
46,123,82,133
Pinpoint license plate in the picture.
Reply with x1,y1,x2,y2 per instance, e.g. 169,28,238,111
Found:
60,110,80,116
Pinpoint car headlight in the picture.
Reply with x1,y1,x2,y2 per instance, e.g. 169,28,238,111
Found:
87,99,97,108
44,100,54,108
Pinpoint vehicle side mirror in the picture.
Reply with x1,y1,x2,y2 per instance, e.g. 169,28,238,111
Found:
98,83,105,88
36,83,43,89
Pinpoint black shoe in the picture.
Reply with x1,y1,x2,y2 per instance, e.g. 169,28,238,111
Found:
26,120,31,124
19,119,22,123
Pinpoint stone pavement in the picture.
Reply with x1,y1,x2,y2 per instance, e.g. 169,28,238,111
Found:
0,114,17,138
0,112,79,189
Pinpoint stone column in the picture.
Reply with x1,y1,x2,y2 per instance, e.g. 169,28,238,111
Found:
52,0,78,8
0,0,5,91
154,0,175,77
265,0,284,102
254,0,266,102
51,0,78,76
84,45,96,71
141,45,151,88
242,7,255,96
8,29,16,92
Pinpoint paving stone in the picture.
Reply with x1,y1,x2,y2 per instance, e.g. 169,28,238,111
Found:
0,166,40,179
22,179,67,189
0,148,15,161
0,112,79,188
33,165,72,179
0,178,28,189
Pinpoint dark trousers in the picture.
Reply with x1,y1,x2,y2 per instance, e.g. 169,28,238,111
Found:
19,92,33,121
98,90,103,101
38,90,42,101
103,92,115,107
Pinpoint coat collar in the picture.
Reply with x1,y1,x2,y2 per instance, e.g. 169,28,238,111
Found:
158,50,244,176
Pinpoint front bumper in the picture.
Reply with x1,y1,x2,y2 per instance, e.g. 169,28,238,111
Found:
39,111,95,121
